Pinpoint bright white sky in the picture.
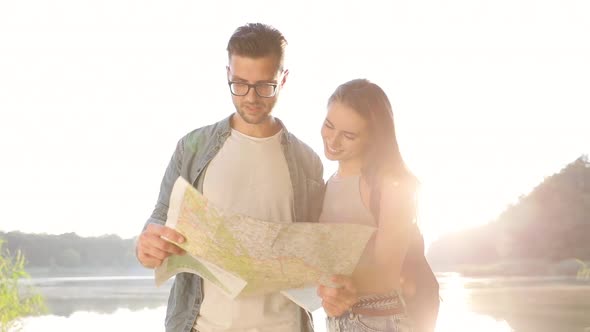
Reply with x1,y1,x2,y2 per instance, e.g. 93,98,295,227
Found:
1,0,588,247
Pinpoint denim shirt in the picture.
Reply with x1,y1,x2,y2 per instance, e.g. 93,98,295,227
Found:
142,115,325,332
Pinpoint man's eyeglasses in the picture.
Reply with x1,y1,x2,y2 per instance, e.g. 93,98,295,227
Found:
228,81,279,98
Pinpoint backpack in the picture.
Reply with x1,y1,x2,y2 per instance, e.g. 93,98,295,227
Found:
400,224,440,332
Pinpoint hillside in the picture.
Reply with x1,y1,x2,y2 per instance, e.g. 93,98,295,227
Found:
427,155,590,275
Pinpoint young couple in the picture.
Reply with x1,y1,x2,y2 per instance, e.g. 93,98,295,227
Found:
136,23,417,332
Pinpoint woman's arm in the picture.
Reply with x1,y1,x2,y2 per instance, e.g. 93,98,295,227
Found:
317,275,358,317
373,176,415,284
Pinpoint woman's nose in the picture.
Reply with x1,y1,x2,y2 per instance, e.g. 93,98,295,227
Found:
330,134,342,148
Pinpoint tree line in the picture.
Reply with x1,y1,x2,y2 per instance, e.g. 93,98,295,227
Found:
427,155,590,275
0,232,139,269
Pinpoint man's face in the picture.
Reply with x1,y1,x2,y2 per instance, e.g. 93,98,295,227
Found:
227,55,286,125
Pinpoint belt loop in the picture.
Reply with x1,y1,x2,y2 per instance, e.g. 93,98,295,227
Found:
348,309,355,320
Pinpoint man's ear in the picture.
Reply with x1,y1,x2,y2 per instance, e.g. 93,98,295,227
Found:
226,65,231,80
280,69,289,87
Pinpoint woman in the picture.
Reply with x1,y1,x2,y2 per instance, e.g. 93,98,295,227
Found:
318,79,418,332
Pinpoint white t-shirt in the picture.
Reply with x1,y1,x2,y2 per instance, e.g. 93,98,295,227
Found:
194,128,300,332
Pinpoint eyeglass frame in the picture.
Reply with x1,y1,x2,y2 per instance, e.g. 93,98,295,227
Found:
226,68,286,98
227,80,281,98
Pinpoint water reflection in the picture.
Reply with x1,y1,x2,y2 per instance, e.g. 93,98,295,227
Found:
20,307,168,331
436,273,590,332
434,273,512,332
21,304,511,332
22,276,171,316
16,274,590,332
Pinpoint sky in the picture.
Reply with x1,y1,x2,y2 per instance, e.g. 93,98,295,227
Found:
1,0,589,246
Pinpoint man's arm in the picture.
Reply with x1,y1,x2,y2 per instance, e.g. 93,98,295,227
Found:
136,137,187,268
309,151,325,223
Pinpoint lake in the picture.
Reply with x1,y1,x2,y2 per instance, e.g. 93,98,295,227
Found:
13,273,590,332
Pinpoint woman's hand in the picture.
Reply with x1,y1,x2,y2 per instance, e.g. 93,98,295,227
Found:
317,275,358,317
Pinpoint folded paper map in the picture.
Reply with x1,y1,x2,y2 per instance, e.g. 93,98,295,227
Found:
155,176,375,311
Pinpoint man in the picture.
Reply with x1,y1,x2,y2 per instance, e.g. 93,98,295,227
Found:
136,23,326,332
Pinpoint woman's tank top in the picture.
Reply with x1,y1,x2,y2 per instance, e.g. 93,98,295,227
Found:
319,174,376,227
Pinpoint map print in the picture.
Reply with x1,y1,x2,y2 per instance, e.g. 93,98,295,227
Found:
155,176,375,304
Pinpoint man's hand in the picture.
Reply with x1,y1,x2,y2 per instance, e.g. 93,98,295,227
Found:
317,275,358,317
136,223,186,269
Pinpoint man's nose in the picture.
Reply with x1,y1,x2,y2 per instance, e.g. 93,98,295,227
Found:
244,86,259,102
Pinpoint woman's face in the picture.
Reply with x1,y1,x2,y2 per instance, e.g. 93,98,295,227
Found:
321,101,370,163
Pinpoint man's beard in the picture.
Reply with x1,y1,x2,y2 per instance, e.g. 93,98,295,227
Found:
236,102,273,125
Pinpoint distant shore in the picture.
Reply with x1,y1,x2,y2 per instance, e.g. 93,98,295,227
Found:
25,266,153,278
432,258,590,280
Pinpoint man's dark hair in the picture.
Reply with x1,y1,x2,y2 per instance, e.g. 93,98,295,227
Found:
227,23,287,70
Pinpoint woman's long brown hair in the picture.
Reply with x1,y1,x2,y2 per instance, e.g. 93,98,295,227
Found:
328,79,418,220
